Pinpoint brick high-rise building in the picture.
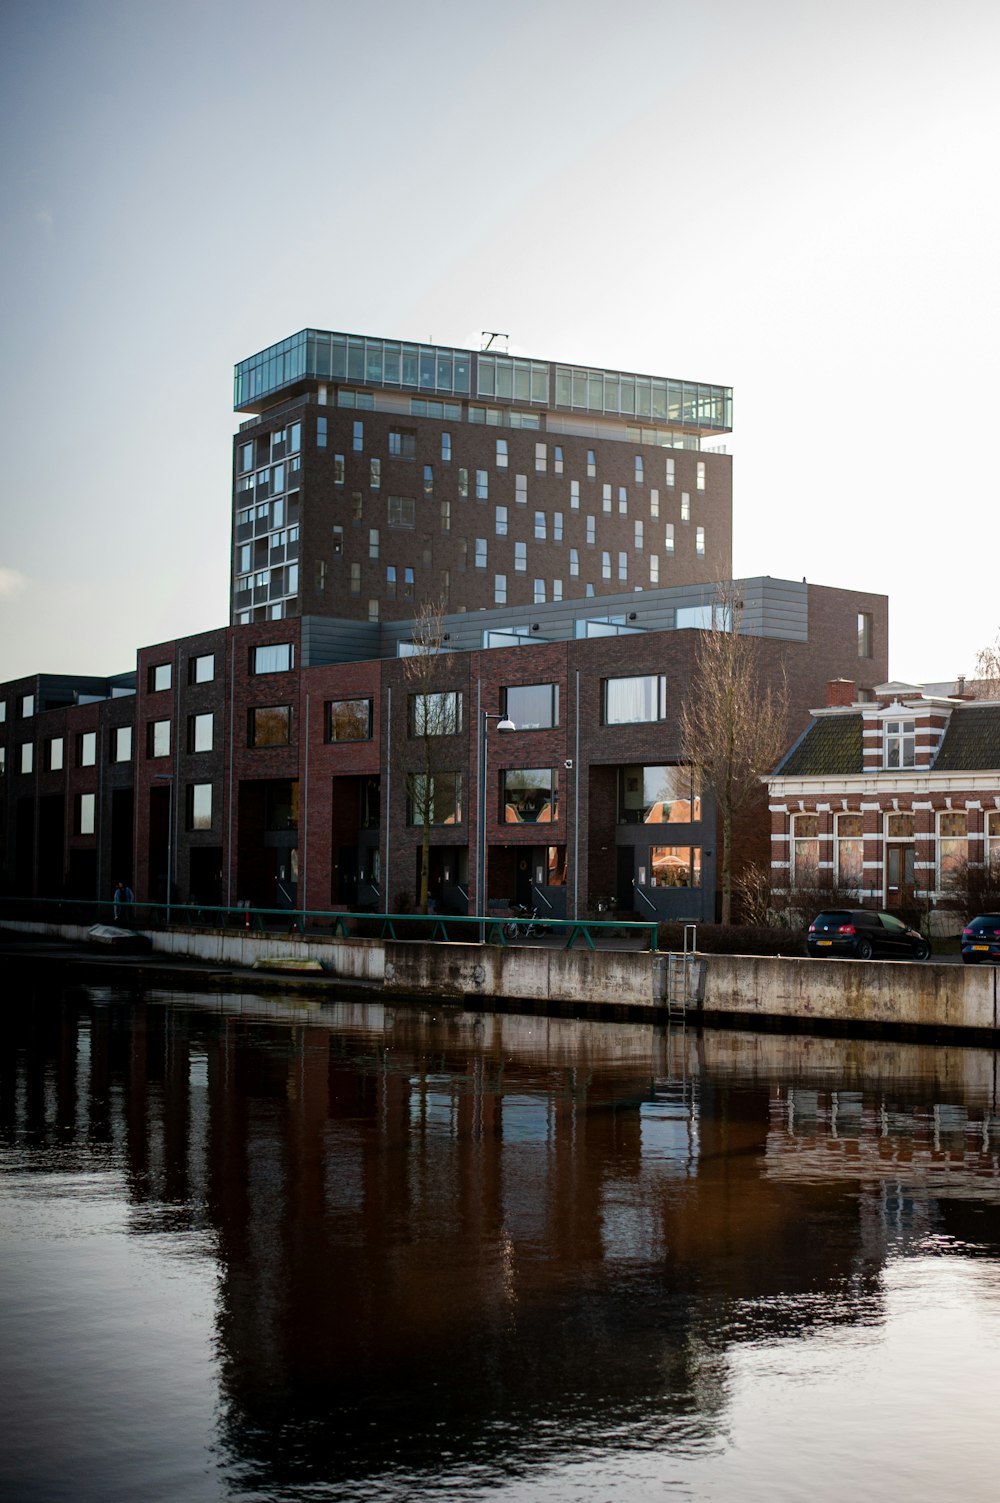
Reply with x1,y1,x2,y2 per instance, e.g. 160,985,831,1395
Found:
231,329,733,626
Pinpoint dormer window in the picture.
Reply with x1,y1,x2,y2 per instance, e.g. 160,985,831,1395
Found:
885,718,915,769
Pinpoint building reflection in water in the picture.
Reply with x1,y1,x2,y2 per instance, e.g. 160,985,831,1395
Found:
3,989,1000,1498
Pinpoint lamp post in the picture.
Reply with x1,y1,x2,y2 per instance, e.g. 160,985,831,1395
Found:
154,773,174,925
478,710,515,942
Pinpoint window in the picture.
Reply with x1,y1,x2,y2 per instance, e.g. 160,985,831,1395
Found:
618,486,628,515
388,495,415,529
77,731,96,767
48,736,64,771
369,528,380,560
495,574,507,605
635,456,644,484
503,682,559,729
352,419,364,452
458,467,469,498
386,565,397,598
352,492,363,522
407,772,463,825
602,551,611,580
112,726,132,763
327,699,372,742
20,742,34,774
410,691,463,736
602,483,612,513
495,505,508,536
553,512,563,543
665,523,675,554
570,480,580,509
586,516,595,544
0,700,5,724
535,442,547,473
666,456,675,487
404,566,414,599
188,712,213,753
987,811,1000,876
0,746,4,775
650,487,659,518
78,792,95,836
19,693,34,719
515,541,527,573
370,457,381,489
835,813,864,888
440,499,451,531
147,719,171,758
619,765,700,824
240,441,253,472
938,811,967,890
696,460,706,491
696,526,705,556
570,547,580,577
317,416,327,448
423,464,434,497
187,783,213,831
534,511,546,541
604,674,666,724
502,768,558,823
515,474,527,505
350,562,361,594
249,705,291,746
858,612,873,658
251,642,294,674
680,493,690,523
554,445,564,474
148,663,171,692
475,537,487,569
791,814,820,888
618,551,627,582
534,578,546,604
476,469,489,500
884,718,915,769
441,431,452,462
552,579,563,602
634,521,644,550
496,438,509,468
587,449,596,479
650,845,701,888
332,525,344,555
189,653,214,684
649,555,659,584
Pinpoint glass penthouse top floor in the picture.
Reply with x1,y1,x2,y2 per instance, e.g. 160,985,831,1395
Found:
235,328,732,433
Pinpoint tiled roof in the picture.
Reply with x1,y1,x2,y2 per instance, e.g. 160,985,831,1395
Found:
775,715,863,776
934,706,1000,771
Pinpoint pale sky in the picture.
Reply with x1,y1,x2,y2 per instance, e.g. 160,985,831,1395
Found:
1,0,997,686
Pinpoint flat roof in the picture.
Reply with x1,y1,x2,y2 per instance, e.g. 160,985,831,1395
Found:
234,327,732,433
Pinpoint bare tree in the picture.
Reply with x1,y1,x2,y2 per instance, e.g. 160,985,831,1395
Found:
973,632,1000,696
680,582,789,925
402,599,460,914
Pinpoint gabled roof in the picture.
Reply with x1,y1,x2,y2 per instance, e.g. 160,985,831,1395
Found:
934,705,1000,771
774,714,863,776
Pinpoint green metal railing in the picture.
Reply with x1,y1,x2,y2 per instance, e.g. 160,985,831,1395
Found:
0,896,659,952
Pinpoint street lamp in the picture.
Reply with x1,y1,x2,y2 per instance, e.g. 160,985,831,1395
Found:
154,773,174,925
478,709,515,942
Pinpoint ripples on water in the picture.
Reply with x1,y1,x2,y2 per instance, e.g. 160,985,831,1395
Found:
3,988,1000,1501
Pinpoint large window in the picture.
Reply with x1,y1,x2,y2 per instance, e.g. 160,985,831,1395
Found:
409,691,462,736
937,811,967,890
148,663,171,692
78,792,95,836
835,814,864,888
188,713,214,753
249,705,291,746
112,726,132,763
618,765,700,824
650,845,701,888
791,814,820,888
884,718,915,769
388,427,417,458
147,720,171,758
187,783,213,831
327,699,372,742
77,732,96,767
603,675,666,725
189,653,215,685
502,768,558,823
503,683,559,730
858,612,873,659
48,736,64,771
388,495,415,528
407,772,463,825
251,643,294,674
20,742,33,774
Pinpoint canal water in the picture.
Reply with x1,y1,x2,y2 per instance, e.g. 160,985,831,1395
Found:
3,988,1000,1502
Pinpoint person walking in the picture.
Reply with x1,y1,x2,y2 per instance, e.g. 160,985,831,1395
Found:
113,880,134,923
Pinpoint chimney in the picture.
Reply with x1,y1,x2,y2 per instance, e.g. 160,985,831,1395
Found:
826,678,855,707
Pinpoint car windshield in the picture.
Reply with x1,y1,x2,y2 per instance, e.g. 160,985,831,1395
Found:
968,915,1000,930
814,912,855,925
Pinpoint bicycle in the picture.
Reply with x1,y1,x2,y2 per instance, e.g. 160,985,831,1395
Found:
503,903,547,940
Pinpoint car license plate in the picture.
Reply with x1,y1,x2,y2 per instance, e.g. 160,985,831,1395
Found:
973,944,990,951
818,940,832,946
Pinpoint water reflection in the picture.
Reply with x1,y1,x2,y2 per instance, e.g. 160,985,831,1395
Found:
3,989,1000,1501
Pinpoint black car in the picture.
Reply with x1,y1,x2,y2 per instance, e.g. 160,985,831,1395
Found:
961,914,1000,964
807,909,931,961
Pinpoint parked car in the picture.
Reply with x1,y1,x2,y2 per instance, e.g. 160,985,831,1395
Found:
806,909,931,961
960,914,1000,964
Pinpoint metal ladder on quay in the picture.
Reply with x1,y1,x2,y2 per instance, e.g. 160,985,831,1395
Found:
665,925,699,1021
